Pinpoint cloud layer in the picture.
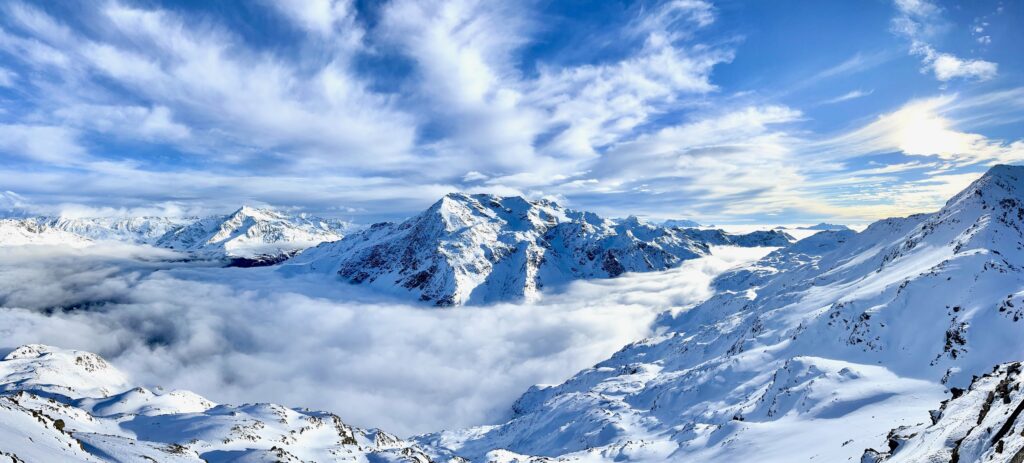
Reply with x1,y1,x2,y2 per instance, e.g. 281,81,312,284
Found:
0,0,1019,225
0,244,769,435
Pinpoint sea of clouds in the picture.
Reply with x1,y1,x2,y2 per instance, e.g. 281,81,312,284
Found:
0,243,768,436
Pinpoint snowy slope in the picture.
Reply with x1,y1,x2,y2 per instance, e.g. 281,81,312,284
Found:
0,344,433,463
37,216,193,244
0,219,94,247
283,194,788,306
0,217,191,246
865,361,1024,463
416,164,1024,461
155,206,350,262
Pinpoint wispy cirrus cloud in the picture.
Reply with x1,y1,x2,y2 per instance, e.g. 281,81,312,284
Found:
818,94,1024,166
820,89,873,105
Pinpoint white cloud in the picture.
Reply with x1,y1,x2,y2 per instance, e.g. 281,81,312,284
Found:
379,0,730,177
819,95,1024,165
270,0,362,43
893,0,939,17
0,124,84,163
1,1,418,174
54,105,190,141
892,0,998,82
0,0,1017,224
929,52,997,81
0,244,769,436
0,67,16,87
814,52,892,80
820,89,873,105
529,105,812,222
462,171,489,182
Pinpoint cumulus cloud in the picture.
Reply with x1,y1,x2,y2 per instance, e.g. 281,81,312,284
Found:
891,0,998,82
0,244,769,436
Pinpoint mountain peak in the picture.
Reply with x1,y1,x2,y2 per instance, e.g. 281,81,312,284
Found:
284,193,788,305
972,163,1023,191
944,164,1024,209
0,344,131,398
155,207,346,260
799,222,851,231
985,163,1024,179
229,205,277,220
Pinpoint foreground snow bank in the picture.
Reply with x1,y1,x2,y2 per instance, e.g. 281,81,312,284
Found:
0,344,431,463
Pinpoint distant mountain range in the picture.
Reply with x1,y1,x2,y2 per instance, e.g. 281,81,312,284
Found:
798,222,852,231
661,218,701,228
154,206,352,266
3,165,1024,462
0,207,353,265
0,196,793,303
281,193,792,305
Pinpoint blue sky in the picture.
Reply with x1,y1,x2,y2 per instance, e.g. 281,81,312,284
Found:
0,0,1021,224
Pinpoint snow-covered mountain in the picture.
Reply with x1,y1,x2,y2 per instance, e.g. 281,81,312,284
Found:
155,206,351,264
31,216,193,244
0,191,32,218
864,361,1024,462
798,222,852,231
678,227,793,247
283,193,791,306
661,218,701,228
415,164,1024,461
9,165,1024,462
0,207,353,264
0,219,94,247
0,344,432,463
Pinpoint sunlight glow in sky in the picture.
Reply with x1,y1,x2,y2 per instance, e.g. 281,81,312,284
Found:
0,0,1021,225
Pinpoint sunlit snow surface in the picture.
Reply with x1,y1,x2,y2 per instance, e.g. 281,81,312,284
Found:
0,243,770,436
